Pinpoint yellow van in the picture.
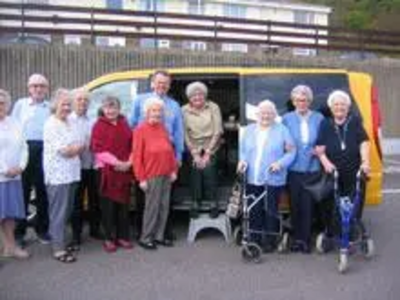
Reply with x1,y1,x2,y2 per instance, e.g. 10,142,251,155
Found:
85,67,383,206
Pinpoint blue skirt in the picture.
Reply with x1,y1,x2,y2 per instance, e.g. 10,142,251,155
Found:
0,180,25,220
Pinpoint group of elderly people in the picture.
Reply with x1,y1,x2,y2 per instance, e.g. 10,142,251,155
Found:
239,85,370,253
0,69,370,263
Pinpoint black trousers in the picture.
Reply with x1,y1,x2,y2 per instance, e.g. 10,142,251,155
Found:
321,169,367,237
70,169,101,241
100,197,130,241
15,141,49,239
189,155,218,208
288,171,315,246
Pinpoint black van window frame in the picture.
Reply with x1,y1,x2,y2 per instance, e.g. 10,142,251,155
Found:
241,73,362,124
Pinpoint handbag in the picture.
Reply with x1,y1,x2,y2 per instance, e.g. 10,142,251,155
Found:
303,171,334,203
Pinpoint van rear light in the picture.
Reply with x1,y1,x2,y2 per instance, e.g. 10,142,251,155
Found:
371,85,382,159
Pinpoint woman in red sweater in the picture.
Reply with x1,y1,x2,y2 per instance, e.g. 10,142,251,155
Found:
91,96,133,253
132,97,177,250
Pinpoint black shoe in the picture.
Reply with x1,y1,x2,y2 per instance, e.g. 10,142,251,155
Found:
209,207,219,219
155,239,174,247
262,244,276,253
138,241,157,250
89,230,104,240
290,243,302,253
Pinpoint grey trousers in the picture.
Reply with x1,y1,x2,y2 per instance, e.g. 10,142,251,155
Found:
140,176,171,243
47,183,77,252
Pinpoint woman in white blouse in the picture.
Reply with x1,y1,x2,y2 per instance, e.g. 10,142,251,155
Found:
43,89,84,263
0,89,29,259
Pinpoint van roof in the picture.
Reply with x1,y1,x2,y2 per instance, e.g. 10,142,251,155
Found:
85,67,367,91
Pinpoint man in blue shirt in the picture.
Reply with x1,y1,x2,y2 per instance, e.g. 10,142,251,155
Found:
129,70,184,163
12,74,51,245
130,70,184,247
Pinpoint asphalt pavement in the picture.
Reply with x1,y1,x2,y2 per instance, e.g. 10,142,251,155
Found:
1,171,399,300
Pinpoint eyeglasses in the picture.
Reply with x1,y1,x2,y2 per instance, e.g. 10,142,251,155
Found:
30,84,47,88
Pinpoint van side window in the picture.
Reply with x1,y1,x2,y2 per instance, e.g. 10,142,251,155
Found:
243,74,361,122
89,79,148,120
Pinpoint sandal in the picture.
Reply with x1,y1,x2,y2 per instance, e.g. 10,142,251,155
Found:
66,242,81,252
53,251,76,264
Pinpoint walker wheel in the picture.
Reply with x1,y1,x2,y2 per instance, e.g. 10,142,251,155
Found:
241,243,262,264
315,233,326,254
338,252,349,274
277,232,290,253
233,226,242,246
362,238,375,259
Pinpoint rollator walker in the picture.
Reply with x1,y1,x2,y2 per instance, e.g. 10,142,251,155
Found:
315,169,375,273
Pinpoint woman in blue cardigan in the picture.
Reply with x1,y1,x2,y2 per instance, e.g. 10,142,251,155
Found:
238,100,296,253
282,85,324,253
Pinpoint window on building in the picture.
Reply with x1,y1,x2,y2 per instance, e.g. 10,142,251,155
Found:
188,0,204,15
106,0,123,9
139,0,165,12
183,41,207,51
96,36,126,47
294,11,315,24
223,3,246,19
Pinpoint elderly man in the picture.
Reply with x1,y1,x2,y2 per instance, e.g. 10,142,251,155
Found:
12,74,51,245
68,88,101,250
129,70,184,245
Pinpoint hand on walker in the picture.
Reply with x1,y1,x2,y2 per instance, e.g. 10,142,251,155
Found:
323,161,336,174
360,161,371,176
269,162,281,173
236,161,247,174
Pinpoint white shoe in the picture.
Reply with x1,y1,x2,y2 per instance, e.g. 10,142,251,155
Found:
3,247,30,259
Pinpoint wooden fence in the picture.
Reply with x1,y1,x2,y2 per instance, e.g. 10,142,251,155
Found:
1,45,400,138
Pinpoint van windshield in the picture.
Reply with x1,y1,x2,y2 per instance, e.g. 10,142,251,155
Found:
242,73,360,123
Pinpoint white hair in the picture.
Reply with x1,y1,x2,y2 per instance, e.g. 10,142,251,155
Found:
0,89,12,112
291,85,313,103
50,88,71,114
27,73,49,87
143,97,164,116
327,90,352,108
257,99,277,116
71,87,90,102
186,81,208,99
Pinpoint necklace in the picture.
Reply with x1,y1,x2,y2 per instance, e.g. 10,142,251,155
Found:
333,117,351,151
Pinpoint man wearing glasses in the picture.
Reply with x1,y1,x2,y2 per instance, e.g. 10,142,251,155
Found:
12,74,51,246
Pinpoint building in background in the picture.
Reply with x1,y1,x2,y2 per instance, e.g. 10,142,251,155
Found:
0,0,331,55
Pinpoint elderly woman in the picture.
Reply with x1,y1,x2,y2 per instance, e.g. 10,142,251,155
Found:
316,90,370,235
0,89,29,259
238,100,296,252
43,89,83,263
132,97,178,250
68,89,101,250
182,81,223,219
91,96,133,253
283,85,324,253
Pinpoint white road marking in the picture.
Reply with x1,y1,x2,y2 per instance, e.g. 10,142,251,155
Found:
382,189,400,194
